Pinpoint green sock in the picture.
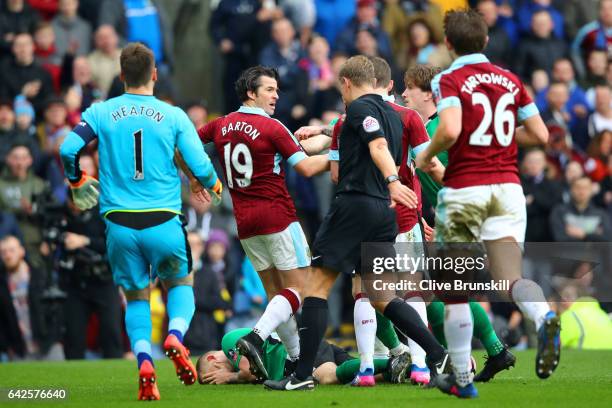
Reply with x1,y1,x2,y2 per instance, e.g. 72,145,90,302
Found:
335,358,389,384
426,300,447,348
470,301,504,356
375,311,400,349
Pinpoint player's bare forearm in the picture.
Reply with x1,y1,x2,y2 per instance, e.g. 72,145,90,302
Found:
516,115,549,146
174,149,197,181
368,137,398,178
330,161,339,184
300,134,332,155
294,155,330,177
427,157,446,184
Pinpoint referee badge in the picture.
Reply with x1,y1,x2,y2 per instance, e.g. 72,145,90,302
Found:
362,116,380,132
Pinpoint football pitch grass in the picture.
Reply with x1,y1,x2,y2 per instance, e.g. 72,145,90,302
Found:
0,349,610,407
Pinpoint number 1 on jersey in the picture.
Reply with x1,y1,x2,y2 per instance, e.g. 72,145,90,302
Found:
133,129,144,180
223,142,253,188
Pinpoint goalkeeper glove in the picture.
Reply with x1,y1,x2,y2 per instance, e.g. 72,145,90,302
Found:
208,178,223,206
69,172,100,210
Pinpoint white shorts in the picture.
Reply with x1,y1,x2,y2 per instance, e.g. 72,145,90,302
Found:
241,222,311,272
435,183,526,243
395,223,425,272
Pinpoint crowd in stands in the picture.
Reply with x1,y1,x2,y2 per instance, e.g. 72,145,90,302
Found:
0,0,610,363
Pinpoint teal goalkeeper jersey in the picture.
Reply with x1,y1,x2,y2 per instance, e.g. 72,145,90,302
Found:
60,93,218,215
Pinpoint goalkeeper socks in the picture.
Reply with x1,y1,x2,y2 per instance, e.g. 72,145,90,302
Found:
444,303,473,387
294,297,327,380
405,295,428,367
426,300,448,347
375,311,401,352
167,285,195,342
335,358,389,384
254,288,300,341
383,298,445,362
510,279,550,330
126,300,153,369
354,293,376,371
470,301,504,356
276,315,300,361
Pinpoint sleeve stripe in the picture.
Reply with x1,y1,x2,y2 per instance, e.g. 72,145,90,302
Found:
518,102,539,121
437,96,461,112
287,151,307,167
328,149,339,161
411,141,430,160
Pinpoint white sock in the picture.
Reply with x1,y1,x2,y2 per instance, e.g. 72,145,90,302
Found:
354,296,376,371
405,296,427,367
511,279,551,330
254,293,294,341
276,315,300,361
444,303,473,387
388,342,409,357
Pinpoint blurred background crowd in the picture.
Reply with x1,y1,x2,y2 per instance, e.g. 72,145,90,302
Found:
0,0,611,363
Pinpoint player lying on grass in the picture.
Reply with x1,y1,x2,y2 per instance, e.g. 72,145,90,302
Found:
196,328,412,385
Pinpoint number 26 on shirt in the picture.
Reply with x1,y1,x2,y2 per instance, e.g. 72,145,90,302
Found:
468,92,515,147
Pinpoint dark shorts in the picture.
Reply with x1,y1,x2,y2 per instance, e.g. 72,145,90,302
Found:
314,341,354,368
312,193,398,275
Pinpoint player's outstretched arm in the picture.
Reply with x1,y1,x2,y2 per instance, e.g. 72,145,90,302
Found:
368,137,417,209
293,154,330,177
300,134,332,155
515,115,549,146
294,124,333,140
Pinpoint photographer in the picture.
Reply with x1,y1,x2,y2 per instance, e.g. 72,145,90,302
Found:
60,155,122,360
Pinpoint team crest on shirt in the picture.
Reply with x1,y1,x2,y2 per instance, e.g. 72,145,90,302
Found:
362,116,380,132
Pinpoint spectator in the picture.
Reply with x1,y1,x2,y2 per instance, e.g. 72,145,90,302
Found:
36,97,69,156
521,148,562,242
514,10,567,82
397,18,450,70
334,0,392,61
0,235,62,361
584,130,612,182
0,33,54,116
299,34,333,95
278,0,316,46
52,0,92,58
0,0,41,56
60,163,123,360
185,101,208,130
541,81,571,131
571,0,612,79
313,0,355,47
477,0,512,68
545,124,586,180
28,0,59,20
579,50,608,95
594,155,612,209
209,0,268,114
13,95,37,138
87,25,120,98
0,211,22,241
308,52,346,120
550,176,612,242
587,84,612,140
259,18,308,128
531,69,550,95
62,56,102,125
33,22,63,93
0,98,40,167
516,0,565,40
564,0,600,39
0,145,48,270
560,160,586,203
184,232,231,354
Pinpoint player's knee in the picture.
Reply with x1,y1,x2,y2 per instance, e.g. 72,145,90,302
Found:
161,273,194,290
124,287,150,301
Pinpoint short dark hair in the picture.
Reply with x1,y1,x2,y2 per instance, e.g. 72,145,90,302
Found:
120,43,155,88
339,55,375,87
404,64,442,92
368,56,392,89
444,9,488,55
234,66,279,103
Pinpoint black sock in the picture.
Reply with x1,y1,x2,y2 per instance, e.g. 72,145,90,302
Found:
383,297,445,362
294,297,328,380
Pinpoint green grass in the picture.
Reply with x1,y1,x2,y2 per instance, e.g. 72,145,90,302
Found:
0,350,610,407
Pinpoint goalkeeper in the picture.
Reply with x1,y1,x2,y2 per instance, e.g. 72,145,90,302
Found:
59,43,222,401
197,328,412,385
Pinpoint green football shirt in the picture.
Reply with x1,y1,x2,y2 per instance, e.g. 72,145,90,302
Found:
414,113,447,208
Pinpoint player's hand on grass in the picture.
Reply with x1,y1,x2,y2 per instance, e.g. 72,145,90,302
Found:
294,125,325,140
69,172,99,210
421,218,434,242
190,178,212,204
388,181,417,209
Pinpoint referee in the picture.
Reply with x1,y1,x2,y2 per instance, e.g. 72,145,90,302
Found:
265,56,448,391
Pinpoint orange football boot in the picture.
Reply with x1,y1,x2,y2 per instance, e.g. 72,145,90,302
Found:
138,360,160,401
164,334,196,385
